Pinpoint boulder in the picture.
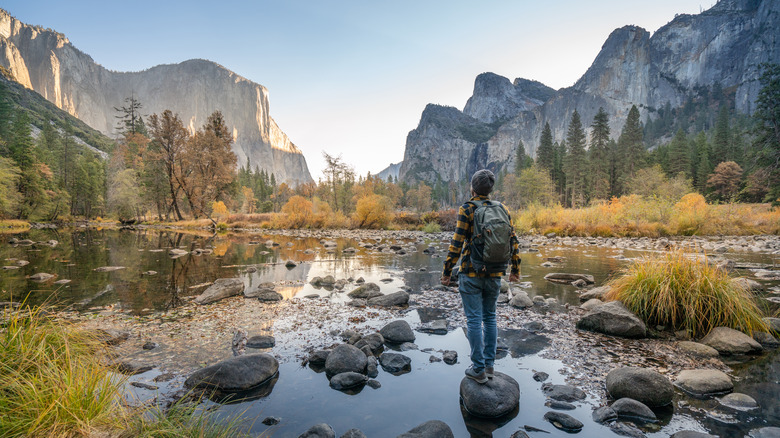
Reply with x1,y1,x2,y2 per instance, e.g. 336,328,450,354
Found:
324,344,367,376
256,291,283,302
542,383,586,402
379,352,412,374
184,353,278,391
298,423,336,438
368,291,410,307
580,298,603,311
380,320,416,343
700,327,763,355
247,335,275,349
579,285,611,301
396,420,454,438
678,341,720,358
329,372,369,390
543,411,583,432
675,369,734,397
765,317,780,336
509,291,533,309
460,371,520,418
194,278,245,305
576,301,647,338
544,273,595,284
605,367,675,407
340,429,368,438
611,398,657,422
719,392,759,410
592,406,618,424
354,333,385,354
308,350,330,365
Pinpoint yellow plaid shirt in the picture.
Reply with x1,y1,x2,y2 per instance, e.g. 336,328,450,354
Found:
443,195,521,278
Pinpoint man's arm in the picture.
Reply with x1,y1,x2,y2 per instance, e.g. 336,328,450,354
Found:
441,204,470,285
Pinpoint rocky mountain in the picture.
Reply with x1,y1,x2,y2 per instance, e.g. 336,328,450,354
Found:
375,162,401,181
399,0,780,188
0,9,312,185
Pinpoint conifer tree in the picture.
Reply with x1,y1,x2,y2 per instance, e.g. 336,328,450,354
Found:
712,104,731,166
536,122,555,173
564,110,587,207
667,129,691,178
514,140,532,173
616,105,644,195
589,107,611,200
694,132,711,192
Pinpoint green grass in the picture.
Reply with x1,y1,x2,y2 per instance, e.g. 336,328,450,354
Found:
421,222,442,233
605,250,769,338
127,401,252,438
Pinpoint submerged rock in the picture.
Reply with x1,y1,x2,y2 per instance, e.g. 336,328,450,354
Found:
29,272,55,282
606,367,674,407
247,335,275,349
544,273,595,284
460,371,520,418
194,278,244,305
719,392,759,410
93,266,125,272
396,420,454,438
543,411,583,432
329,372,368,390
542,383,586,402
184,353,278,392
576,301,647,338
592,406,618,423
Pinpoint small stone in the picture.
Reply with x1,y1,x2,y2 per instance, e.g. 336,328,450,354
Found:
366,379,381,389
542,383,586,402
285,260,297,268
379,352,412,374
592,406,617,424
719,392,759,410
429,355,442,363
611,397,657,422
533,371,549,382
545,400,575,410
153,373,175,382
130,382,159,390
442,350,457,365
142,341,159,350
298,423,335,438
262,416,281,425
543,411,583,432
329,372,368,390
247,335,275,349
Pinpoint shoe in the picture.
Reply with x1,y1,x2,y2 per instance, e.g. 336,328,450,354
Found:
465,366,488,384
486,366,494,379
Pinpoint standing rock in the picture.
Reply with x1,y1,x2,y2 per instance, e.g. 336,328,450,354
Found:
700,327,763,355
368,291,410,307
298,423,336,438
576,301,647,338
606,367,674,407
194,278,245,305
675,369,734,397
184,353,278,391
396,420,454,438
325,344,367,376
460,371,520,418
380,320,416,343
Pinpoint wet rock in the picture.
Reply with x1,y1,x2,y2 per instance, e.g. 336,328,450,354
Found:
355,277,365,283
354,333,384,354
533,371,549,382
429,355,442,363
753,331,780,348
94,266,125,272
380,320,416,343
368,291,410,307
142,341,159,350
572,279,587,288
418,319,448,335
543,411,583,432
298,423,335,438
262,416,281,425
399,342,418,351
611,398,657,422
579,285,610,301
610,422,647,437
325,344,367,376
606,367,674,407
675,369,734,397
678,341,720,358
329,372,368,390
29,272,55,282
194,278,245,305
285,260,297,268
247,335,275,349
580,298,603,311
366,356,378,378
460,372,520,418
130,382,159,390
700,326,762,355
542,383,586,402
576,301,647,338
320,275,337,286
308,350,330,365
670,432,717,438
256,291,283,302
748,427,780,438
592,406,618,423
442,350,458,365
509,291,533,309
379,352,412,374
153,373,175,382
766,317,780,336
510,431,530,438
168,248,188,257
142,270,157,276
396,420,454,438
733,277,763,292
113,361,154,375
340,429,367,438
244,287,275,298
544,273,595,284
348,285,379,300
184,353,278,391
367,379,381,389
545,400,575,410
719,392,758,410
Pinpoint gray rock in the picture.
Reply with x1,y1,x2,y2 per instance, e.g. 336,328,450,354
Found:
766,317,780,336
298,423,336,438
544,273,595,284
244,287,275,298
610,422,647,437
368,291,410,307
142,341,158,350
579,285,611,301
367,379,381,389
580,298,603,311
399,342,418,351
194,278,245,305
348,283,382,299
592,406,618,423
256,291,283,302
285,260,297,268
670,432,717,438
572,279,587,288
247,335,275,349
675,369,734,396
734,277,763,292
543,411,583,432
611,397,657,421
380,320,416,343
308,349,330,365
329,372,369,390
130,382,158,390
442,350,458,365
509,291,533,308
379,352,412,374
460,371,520,418
339,429,367,438
542,383,586,402
320,275,337,286
29,272,55,281
396,420,454,438
576,301,647,338
262,417,281,425
113,361,153,375
417,320,448,335
168,248,188,257
678,341,720,358
748,427,780,438
366,356,378,378
605,366,674,407
700,326,763,355
93,266,125,272
510,432,530,438
719,392,759,410
753,331,780,348
354,333,384,354
533,371,549,382
545,400,575,410
184,353,278,391
325,344,367,376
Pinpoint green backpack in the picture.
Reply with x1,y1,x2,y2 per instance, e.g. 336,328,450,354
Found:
467,200,513,274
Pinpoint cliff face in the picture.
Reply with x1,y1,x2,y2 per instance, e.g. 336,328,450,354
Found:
399,0,779,186
0,10,312,184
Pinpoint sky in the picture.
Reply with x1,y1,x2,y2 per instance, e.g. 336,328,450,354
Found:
3,0,710,180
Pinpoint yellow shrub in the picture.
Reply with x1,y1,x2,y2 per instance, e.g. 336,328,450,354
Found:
353,194,392,229
281,196,314,228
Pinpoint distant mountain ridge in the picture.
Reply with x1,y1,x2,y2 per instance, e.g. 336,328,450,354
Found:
0,9,312,185
399,0,780,189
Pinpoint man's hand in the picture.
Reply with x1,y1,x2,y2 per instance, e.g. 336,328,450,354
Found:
440,275,451,287
508,273,520,283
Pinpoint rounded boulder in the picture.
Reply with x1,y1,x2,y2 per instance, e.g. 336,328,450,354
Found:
380,320,416,343
606,366,674,407
325,344,367,376
460,371,520,418
184,353,278,391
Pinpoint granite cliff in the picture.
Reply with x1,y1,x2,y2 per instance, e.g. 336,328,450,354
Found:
0,9,312,185
399,0,780,188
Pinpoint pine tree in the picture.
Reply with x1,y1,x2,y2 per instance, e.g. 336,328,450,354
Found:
694,132,711,192
712,104,731,166
589,107,611,200
536,122,555,173
616,105,645,195
564,110,587,207
667,129,691,177
515,140,532,173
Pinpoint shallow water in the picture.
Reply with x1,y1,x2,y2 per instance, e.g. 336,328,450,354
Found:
2,228,779,437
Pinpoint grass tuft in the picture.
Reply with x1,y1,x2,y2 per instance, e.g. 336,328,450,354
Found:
127,400,251,438
604,250,769,338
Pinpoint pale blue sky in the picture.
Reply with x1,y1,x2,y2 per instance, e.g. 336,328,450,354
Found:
3,0,709,179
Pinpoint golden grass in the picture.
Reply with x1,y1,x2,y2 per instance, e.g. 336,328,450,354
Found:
604,250,770,338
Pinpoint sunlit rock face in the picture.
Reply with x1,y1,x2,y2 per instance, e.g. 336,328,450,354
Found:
399,0,779,186
0,9,312,185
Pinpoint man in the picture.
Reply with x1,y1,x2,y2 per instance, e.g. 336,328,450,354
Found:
441,169,521,384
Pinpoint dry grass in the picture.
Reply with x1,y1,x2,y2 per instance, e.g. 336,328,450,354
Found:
604,250,770,338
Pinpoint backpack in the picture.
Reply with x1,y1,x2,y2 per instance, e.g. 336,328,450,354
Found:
467,200,513,274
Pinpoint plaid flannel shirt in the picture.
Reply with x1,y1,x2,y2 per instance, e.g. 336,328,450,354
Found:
442,195,521,278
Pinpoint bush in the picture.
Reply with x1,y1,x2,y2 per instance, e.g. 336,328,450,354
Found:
281,195,314,228
422,222,442,233
605,251,769,338
353,194,392,229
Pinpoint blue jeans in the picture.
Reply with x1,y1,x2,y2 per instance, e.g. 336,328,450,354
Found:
459,274,501,373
